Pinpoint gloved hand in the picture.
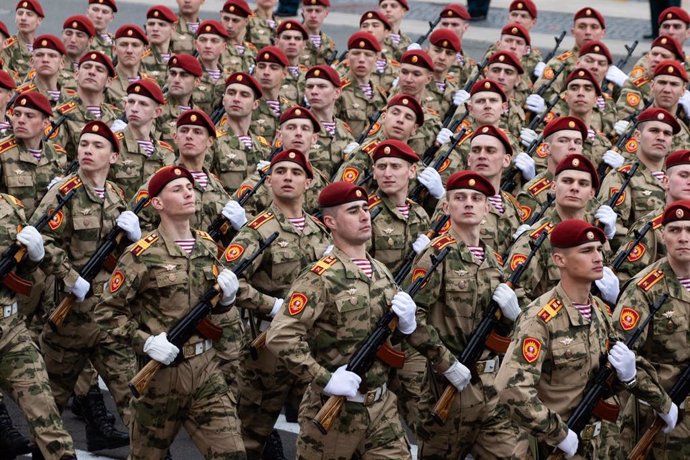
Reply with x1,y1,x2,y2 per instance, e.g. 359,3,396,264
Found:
602,149,625,169
520,127,539,148
614,119,631,136
324,364,361,397
217,269,239,305
659,403,679,434
68,276,90,302
680,90,690,116
144,332,180,365
257,160,271,171
512,223,531,240
17,226,44,262
412,234,431,254
533,61,546,79
594,266,620,304
607,341,636,383
443,361,471,391
391,291,417,334
322,244,334,256
222,200,247,230
391,77,399,89
418,167,445,199
270,298,283,317
406,42,422,51
453,89,471,106
514,152,536,180
605,65,628,87
526,93,546,114
48,176,63,190
116,210,142,242
557,429,579,458
344,142,360,155
492,283,521,321
435,127,453,146
110,119,127,132
595,205,617,240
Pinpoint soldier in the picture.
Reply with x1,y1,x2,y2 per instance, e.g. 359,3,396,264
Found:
0,193,76,459
300,0,335,67
34,120,135,451
484,50,527,139
250,46,291,141
225,148,330,458
60,15,96,78
219,0,257,74
171,0,204,54
141,5,178,86
157,53,202,149
247,0,278,49
275,20,308,105
357,10,398,91
1,0,44,81
0,71,15,136
19,35,74,106
266,180,416,459
110,79,174,201
501,0,541,75
378,0,411,61
86,0,117,58
435,4,474,86
426,29,460,119
193,20,231,115
106,25,149,111
98,165,246,459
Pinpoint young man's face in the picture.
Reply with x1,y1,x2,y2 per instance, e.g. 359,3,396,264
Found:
153,177,196,218
86,3,114,32
398,63,432,97
255,61,287,91
467,135,510,180
11,107,49,140
76,61,110,92
195,34,226,62
146,18,174,46
347,48,377,79
31,48,64,77
114,37,146,67
576,53,609,83
223,83,258,118
303,6,328,31
496,34,528,58
62,28,92,60
382,105,417,140
571,17,605,48
468,91,505,125
659,19,690,46
323,200,371,245
552,242,604,282
124,94,162,127
444,189,490,227
545,130,583,167
564,79,597,116
176,0,204,17
304,78,340,111
278,119,317,152
167,67,199,97
552,169,595,211
276,31,306,59
220,12,248,40
485,63,520,94
15,8,42,35
268,161,311,200
373,157,415,197
175,125,213,158
651,75,685,111
360,19,389,44
438,18,468,41
508,10,535,29
379,0,405,25
637,120,673,163
78,133,118,172
428,45,455,74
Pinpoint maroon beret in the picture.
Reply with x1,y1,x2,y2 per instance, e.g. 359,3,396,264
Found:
659,6,690,25
387,94,424,126
127,79,165,104
441,4,470,20
551,219,606,248
509,0,537,18
429,28,460,52
379,0,409,11
63,15,96,38
542,116,588,141
223,0,253,18
89,0,117,12
225,72,262,98
303,0,330,6
574,7,605,28
372,139,419,163
148,165,195,197
347,31,381,52
168,53,203,77
176,109,216,138
651,36,685,62
360,10,391,30
16,0,44,18
115,24,148,44
81,120,119,154
564,67,602,96
271,148,314,178
196,20,229,39
471,124,513,155
401,50,434,71
0,70,16,90
318,181,368,208
79,51,115,77
13,91,52,117
277,20,308,39
446,170,495,196
279,106,321,132
555,153,599,190
637,107,681,134
305,65,341,87
501,23,530,46
665,149,690,169
470,78,507,102
147,5,178,23
653,59,689,82
578,40,612,64
662,199,690,225
0,21,9,39
256,46,289,67
488,50,524,74
33,34,66,55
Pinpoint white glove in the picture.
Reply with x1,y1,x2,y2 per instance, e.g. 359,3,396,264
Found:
526,94,546,114
595,205,617,240
514,152,536,181
607,341,636,383
324,364,361,397
391,77,399,88
344,142,360,155
602,149,625,169
557,429,579,458
443,361,471,391
533,61,546,79
257,160,271,171
513,223,530,240
406,42,422,51
322,244,334,256
222,200,247,230
614,119,631,136
68,276,90,302
412,234,431,254
418,167,445,199
47,176,63,190
658,403,679,434
16,226,44,262
110,119,127,132
391,291,417,334
520,127,539,148
270,297,283,317
605,65,628,87
453,89,471,106
492,283,521,321
679,90,690,116
143,332,180,365
217,269,239,306
435,127,453,146
594,266,620,304
116,210,142,242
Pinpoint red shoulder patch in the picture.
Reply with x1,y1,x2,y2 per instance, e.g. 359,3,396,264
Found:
619,307,640,331
109,271,125,293
223,243,245,262
288,292,308,315
522,337,541,363
510,253,527,272
341,167,360,183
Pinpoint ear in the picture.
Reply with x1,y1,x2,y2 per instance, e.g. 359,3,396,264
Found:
552,250,566,268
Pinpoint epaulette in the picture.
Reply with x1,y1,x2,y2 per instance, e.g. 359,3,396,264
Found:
196,230,215,242
248,211,274,230
537,297,563,323
142,48,152,58
446,74,457,83
258,136,270,147
651,213,663,230
16,82,36,93
617,164,633,174
131,233,159,257
632,75,650,88
56,100,77,115
530,221,554,239
216,128,227,138
527,176,552,196
432,234,456,250
0,137,17,155
368,194,382,208
246,42,258,51
342,121,352,134
494,251,504,266
637,268,664,292
219,113,229,126
158,140,174,152
2,194,23,209
311,255,337,275
425,107,439,117
389,59,400,67
53,144,66,154
58,175,83,195
65,88,77,96
107,182,125,201
362,140,379,155
557,50,573,61
3,37,16,48
298,64,308,72
115,131,125,140
340,78,351,89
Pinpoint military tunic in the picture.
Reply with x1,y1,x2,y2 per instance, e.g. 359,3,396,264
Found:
250,96,291,142
533,48,580,102
336,78,388,139
90,33,114,59
140,48,170,87
247,15,276,50
610,207,664,283
170,17,197,54
300,31,336,67
381,32,412,62
310,117,354,178
192,66,230,115
1,35,33,81
515,170,553,224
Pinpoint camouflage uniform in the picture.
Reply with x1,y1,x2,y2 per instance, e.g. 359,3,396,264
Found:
280,65,307,106
250,96,292,142
266,247,411,459
382,33,412,62
310,117,354,178
482,42,543,79
334,55,400,95
0,193,76,459
332,134,383,190
15,77,78,108
90,33,114,59
221,43,257,74
170,17,197,54
97,226,246,459
192,67,231,115
156,101,196,150
425,75,458,119
406,232,528,459
533,47,580,102
448,51,476,88
223,204,330,456
610,207,664,283
336,78,388,139
140,48,170,87
105,69,152,111
300,32,336,67
0,35,33,80
515,170,553,224
247,15,276,50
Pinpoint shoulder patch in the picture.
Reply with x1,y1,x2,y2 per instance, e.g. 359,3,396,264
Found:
131,233,159,256
619,307,640,331
530,221,554,239
248,211,275,230
543,66,555,80
52,144,66,154
368,194,382,208
519,205,532,222
625,138,639,154
58,176,83,195
115,131,125,140
432,234,456,250
618,164,633,174
637,268,664,292
287,292,308,315
341,167,360,183
509,253,528,272
522,337,542,363
608,187,626,207
625,241,646,262
629,66,645,79
311,255,337,275
527,177,552,196
626,92,641,107
537,297,564,323
557,50,573,61
0,137,17,155
56,101,77,115
223,243,245,262
258,136,270,147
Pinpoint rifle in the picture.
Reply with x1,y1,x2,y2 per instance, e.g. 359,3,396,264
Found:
331,49,348,67
394,214,449,286
532,31,566,83
529,95,560,131
415,16,442,46
610,221,653,272
596,120,641,183
500,134,543,194
603,160,639,214
431,230,549,425
356,110,383,145
548,294,668,460
324,49,339,66
418,115,466,168
128,231,279,398
603,40,639,95
312,245,451,434
43,114,68,142
526,193,555,226
535,63,567,98
48,197,150,330
210,100,225,126
439,57,487,127
0,188,78,296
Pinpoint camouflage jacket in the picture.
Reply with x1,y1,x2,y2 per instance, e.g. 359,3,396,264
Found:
335,78,388,139
247,15,276,50
299,31,337,67
1,35,32,81
139,48,170,87
90,33,114,59
192,65,231,115
0,193,37,308
16,76,78,108
221,41,257,74
250,96,292,141
515,170,553,224
170,17,198,54
310,117,354,178
610,206,664,283
381,32,412,62
532,47,579,102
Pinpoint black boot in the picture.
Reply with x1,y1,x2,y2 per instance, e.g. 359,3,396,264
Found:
0,400,32,458
71,391,116,423
283,402,298,423
82,387,129,451
262,430,286,460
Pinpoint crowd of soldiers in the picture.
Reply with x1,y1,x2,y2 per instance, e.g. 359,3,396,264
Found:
0,0,690,458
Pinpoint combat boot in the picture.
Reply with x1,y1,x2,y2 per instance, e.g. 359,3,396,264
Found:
70,390,116,423
82,387,129,451
262,429,286,460
0,400,32,457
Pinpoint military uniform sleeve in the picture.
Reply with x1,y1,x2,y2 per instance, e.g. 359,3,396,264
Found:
504,230,541,304
598,168,631,239
332,148,371,185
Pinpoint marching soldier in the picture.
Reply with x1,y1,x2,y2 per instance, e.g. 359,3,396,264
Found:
171,0,204,54
0,71,15,136
250,46,292,141
300,0,336,66
484,50,528,139
357,10,399,91
60,15,96,81
275,20,309,104
193,20,231,115
157,53,202,149
106,24,150,111
219,0,258,74
425,29,460,118
378,0,411,61
493,0,542,76
85,0,117,59
1,0,45,81
18,35,75,106
247,0,278,49
141,5,178,85
437,4,475,86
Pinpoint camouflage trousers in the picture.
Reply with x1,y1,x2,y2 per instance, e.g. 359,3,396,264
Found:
209,308,244,395
0,314,75,459
296,384,411,460
535,418,621,460
130,349,246,460
390,346,427,437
